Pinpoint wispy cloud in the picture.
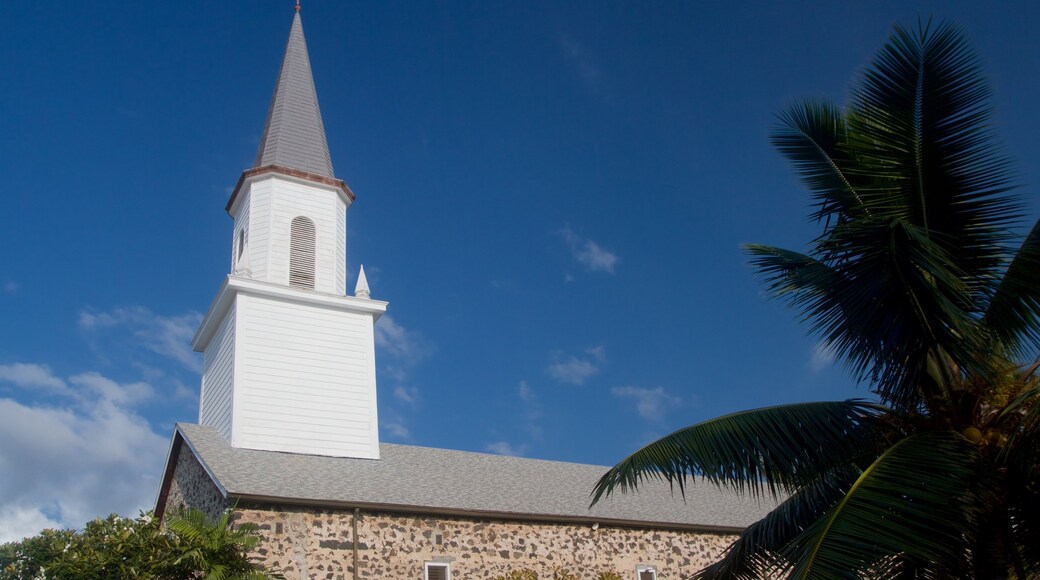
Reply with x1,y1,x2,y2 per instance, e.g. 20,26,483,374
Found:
547,346,606,385
375,315,431,362
485,441,529,457
393,385,420,406
382,421,410,440
3,280,18,294
375,316,432,433
560,34,602,89
809,341,836,374
69,372,155,407
516,380,543,440
0,365,167,543
0,363,70,395
611,386,681,420
559,227,618,274
518,380,534,402
79,307,202,373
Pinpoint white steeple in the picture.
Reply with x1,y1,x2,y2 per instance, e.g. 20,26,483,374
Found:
354,265,371,299
192,7,387,459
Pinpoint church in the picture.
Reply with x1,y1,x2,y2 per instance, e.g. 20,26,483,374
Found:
155,6,768,579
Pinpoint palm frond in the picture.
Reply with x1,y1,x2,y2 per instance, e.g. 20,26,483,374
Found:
590,401,888,505
984,218,1040,358
851,20,1018,255
771,101,868,223
753,21,1024,409
691,468,860,579
783,432,990,579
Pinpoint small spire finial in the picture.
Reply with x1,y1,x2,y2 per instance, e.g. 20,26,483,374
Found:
354,265,371,299
295,0,301,12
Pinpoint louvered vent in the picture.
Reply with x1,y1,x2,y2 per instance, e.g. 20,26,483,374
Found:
426,564,449,580
289,216,316,289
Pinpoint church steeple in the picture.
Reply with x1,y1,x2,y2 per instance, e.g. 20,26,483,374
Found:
254,10,335,178
194,6,387,460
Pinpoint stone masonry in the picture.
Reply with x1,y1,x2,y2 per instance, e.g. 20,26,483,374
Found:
162,449,738,579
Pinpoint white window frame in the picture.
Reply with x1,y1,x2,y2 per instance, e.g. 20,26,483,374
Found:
424,561,451,580
636,564,657,580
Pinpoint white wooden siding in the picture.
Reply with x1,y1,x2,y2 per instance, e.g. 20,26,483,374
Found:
237,176,347,295
335,196,347,294
233,292,379,458
249,181,272,282
247,177,341,293
199,302,235,441
231,194,251,273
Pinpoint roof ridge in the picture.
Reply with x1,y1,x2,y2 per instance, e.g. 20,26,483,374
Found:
379,441,612,470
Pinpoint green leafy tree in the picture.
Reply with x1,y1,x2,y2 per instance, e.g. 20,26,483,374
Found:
0,509,272,579
592,20,1040,579
165,508,268,579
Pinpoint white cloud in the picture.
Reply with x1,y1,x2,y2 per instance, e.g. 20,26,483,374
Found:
611,386,680,420
375,315,430,362
69,372,155,407
78,307,203,373
0,367,167,542
515,380,543,440
375,316,432,439
809,341,837,373
0,363,70,394
518,380,534,401
560,227,618,274
546,346,606,385
548,358,598,385
0,505,62,544
382,421,410,440
485,441,528,457
393,385,420,406
3,280,18,294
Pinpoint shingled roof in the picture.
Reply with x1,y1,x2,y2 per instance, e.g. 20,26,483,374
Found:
253,10,335,178
160,423,773,533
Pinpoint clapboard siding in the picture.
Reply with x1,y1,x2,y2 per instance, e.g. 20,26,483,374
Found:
336,196,347,294
234,292,379,458
199,302,235,440
241,176,343,294
231,194,250,273
247,183,271,282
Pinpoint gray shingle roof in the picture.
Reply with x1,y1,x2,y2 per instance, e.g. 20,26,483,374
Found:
177,423,773,531
254,11,335,178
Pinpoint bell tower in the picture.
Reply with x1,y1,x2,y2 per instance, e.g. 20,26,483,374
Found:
192,6,387,459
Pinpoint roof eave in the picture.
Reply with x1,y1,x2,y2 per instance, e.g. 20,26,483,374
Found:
226,164,355,216
154,425,230,521
225,492,748,535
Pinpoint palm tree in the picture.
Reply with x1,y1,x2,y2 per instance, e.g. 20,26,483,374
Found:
591,20,1040,579
165,508,271,580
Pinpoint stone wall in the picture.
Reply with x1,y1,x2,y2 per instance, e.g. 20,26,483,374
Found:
163,448,738,579
234,504,736,579
163,445,229,521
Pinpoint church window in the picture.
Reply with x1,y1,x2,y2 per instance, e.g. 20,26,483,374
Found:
636,565,657,580
424,562,451,580
289,216,316,289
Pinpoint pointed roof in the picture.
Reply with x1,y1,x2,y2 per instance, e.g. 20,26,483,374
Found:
254,10,335,178
354,264,371,298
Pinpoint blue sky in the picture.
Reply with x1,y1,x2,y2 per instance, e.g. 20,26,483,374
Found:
1,1,1038,541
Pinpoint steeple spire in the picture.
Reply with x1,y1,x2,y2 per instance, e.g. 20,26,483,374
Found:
253,9,334,178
